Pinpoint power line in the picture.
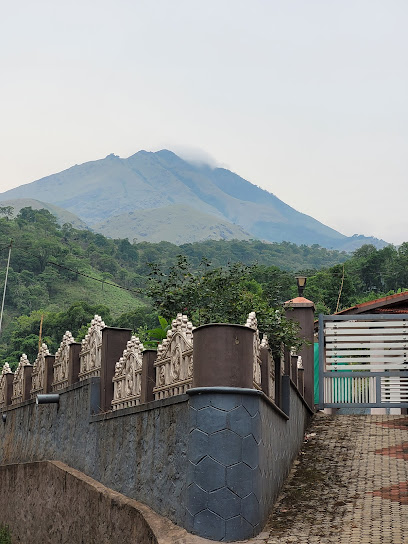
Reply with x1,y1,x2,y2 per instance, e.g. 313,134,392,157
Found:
0,241,13,336
0,240,146,294
47,261,144,294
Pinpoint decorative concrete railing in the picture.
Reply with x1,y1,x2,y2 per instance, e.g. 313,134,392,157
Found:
53,332,75,391
245,311,263,391
1,307,306,413
0,364,13,411
112,336,144,410
153,314,194,400
0,304,316,543
30,343,51,399
11,354,32,405
78,315,105,381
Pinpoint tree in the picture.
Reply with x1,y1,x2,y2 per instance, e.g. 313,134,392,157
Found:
0,206,14,220
146,256,302,354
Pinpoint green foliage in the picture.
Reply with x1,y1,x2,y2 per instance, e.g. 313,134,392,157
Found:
141,316,171,348
0,524,11,544
0,302,112,368
0,206,14,219
303,244,408,314
111,306,158,332
146,256,301,354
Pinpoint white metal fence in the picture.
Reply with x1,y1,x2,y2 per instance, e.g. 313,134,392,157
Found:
319,314,408,408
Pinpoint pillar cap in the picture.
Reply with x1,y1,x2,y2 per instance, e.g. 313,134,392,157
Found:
284,296,315,309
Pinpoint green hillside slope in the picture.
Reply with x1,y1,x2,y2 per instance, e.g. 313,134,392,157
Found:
94,204,252,243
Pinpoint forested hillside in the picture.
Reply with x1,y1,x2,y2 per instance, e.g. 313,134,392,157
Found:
0,207,406,369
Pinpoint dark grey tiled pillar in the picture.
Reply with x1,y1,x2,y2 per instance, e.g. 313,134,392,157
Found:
185,387,262,541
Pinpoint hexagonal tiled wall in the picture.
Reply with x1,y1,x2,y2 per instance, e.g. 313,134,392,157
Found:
185,390,262,541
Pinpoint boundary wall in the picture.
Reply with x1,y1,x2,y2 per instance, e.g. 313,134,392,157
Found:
0,307,314,541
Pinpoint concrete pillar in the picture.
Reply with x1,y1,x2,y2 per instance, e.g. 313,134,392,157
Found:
68,343,81,386
260,345,274,399
298,367,304,396
44,355,55,393
22,366,33,402
100,327,132,412
283,346,291,376
284,297,315,410
291,354,298,385
192,324,255,388
4,373,13,406
141,350,156,404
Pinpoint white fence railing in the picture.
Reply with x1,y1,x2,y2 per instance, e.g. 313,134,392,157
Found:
319,315,408,407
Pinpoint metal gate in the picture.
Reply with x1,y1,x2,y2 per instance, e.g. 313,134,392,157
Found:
318,314,408,409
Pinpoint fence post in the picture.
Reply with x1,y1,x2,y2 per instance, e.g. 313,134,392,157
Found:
100,327,132,412
68,343,81,386
4,373,13,406
22,366,33,402
141,349,156,404
192,324,255,388
291,353,298,385
284,297,315,410
44,355,55,393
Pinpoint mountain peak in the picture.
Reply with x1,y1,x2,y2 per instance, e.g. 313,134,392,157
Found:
0,150,389,250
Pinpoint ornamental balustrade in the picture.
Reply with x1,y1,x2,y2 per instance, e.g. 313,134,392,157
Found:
112,336,144,410
153,314,194,400
53,331,75,391
245,312,263,391
78,315,105,381
0,363,13,410
1,310,297,411
30,343,51,398
11,354,32,405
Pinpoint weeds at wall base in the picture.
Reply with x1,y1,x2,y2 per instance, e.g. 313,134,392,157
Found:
0,524,12,544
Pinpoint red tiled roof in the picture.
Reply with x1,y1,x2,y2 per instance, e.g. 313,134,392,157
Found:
336,291,408,315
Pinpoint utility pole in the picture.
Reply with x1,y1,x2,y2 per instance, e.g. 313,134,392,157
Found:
0,240,13,336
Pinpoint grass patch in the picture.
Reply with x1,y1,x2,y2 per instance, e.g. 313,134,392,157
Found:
0,524,12,544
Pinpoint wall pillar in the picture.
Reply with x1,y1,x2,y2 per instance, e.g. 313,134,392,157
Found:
186,387,263,541
68,343,81,386
4,374,13,407
284,297,315,410
23,366,33,402
260,346,274,400
141,349,156,404
100,327,132,412
290,354,298,385
44,355,55,393
192,324,255,388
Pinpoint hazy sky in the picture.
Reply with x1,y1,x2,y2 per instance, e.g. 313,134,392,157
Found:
1,1,407,244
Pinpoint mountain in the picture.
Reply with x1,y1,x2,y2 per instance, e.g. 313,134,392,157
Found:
0,150,387,250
